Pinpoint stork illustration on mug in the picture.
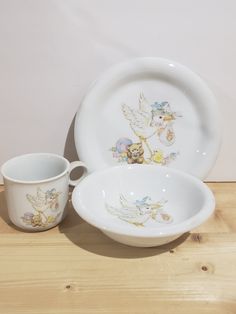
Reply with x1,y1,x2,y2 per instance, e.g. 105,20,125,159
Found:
21,187,62,227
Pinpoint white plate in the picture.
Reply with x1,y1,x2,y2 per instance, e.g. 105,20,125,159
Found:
74,58,220,179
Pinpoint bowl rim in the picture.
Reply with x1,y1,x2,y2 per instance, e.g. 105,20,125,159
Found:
72,164,215,238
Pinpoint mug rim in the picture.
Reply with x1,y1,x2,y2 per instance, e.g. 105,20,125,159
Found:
1,153,70,184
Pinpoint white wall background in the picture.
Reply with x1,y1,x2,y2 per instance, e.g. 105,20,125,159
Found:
0,0,235,182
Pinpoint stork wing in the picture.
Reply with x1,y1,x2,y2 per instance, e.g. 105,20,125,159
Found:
26,194,37,207
105,203,139,219
122,104,151,129
37,188,46,204
139,92,150,113
119,194,135,209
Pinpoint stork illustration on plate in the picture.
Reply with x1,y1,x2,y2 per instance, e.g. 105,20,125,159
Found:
110,93,182,165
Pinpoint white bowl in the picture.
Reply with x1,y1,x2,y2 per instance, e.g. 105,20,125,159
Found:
72,165,215,247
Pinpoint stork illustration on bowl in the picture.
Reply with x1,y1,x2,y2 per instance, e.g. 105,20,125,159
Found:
105,194,173,227
110,93,182,165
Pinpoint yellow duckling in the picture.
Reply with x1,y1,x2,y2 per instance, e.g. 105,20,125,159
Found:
152,150,164,164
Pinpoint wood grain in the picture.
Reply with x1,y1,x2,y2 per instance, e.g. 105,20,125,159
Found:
0,183,235,313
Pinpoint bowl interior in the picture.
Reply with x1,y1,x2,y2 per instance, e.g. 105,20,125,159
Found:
73,165,210,231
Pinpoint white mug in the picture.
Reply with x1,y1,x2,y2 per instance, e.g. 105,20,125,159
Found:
1,153,87,231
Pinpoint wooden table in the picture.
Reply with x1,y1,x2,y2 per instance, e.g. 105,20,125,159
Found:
0,183,235,313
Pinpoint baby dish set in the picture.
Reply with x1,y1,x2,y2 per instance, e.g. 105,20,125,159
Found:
1,58,220,247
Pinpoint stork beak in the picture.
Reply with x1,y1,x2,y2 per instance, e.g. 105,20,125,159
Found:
163,114,175,122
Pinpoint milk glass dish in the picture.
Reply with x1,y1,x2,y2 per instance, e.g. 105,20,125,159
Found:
72,164,215,247
74,57,220,179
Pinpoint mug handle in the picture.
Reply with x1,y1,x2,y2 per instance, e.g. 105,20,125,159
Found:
68,161,88,187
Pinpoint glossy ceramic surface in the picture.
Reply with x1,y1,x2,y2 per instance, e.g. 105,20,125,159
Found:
75,58,220,179
1,153,87,231
72,165,215,247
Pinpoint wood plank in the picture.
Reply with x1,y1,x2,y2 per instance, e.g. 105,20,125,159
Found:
0,233,235,313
